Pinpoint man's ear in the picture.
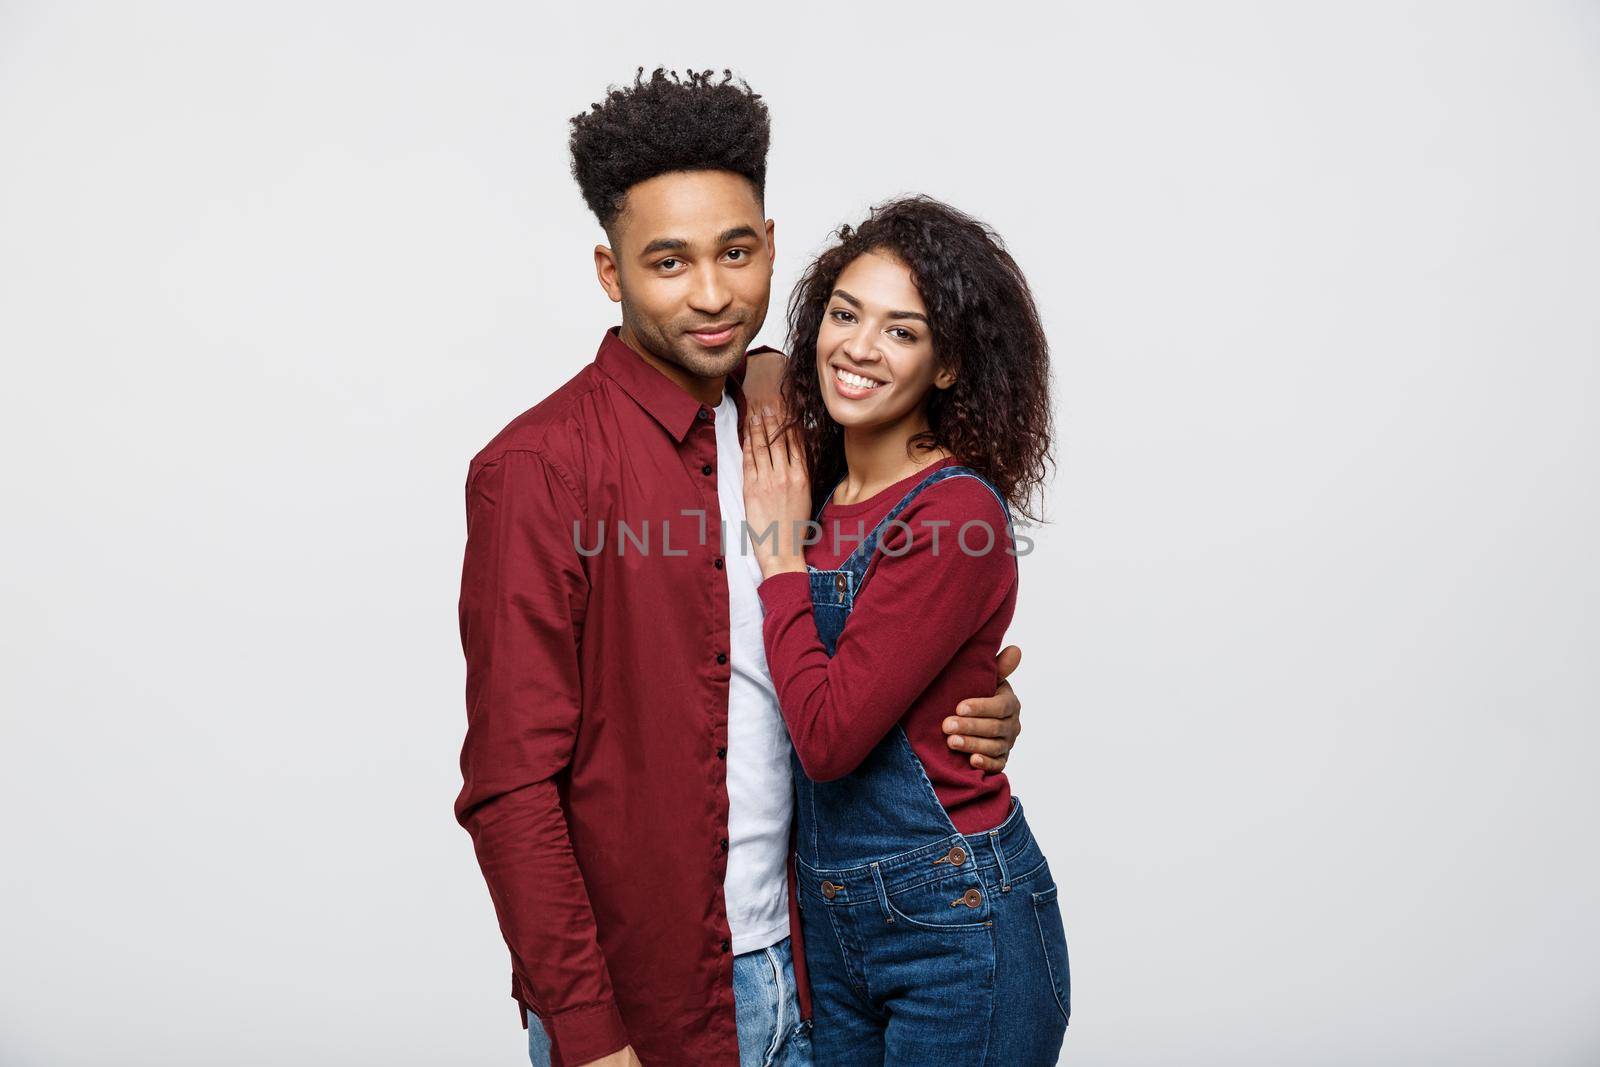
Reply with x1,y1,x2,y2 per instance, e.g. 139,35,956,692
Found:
765,218,776,267
594,244,623,303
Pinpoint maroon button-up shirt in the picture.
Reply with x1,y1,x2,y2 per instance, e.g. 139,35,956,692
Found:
456,327,810,1066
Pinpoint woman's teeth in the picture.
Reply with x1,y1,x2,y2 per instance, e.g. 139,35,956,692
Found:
836,367,882,390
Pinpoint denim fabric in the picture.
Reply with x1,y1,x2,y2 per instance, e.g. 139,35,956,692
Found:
525,936,814,1067
730,935,815,1067
796,799,1069,1065
794,465,1070,1065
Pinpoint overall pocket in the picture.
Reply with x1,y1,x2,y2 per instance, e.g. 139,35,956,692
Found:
1031,883,1071,1023
883,873,994,931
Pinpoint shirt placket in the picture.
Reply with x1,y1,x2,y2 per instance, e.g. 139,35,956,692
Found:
684,400,740,1027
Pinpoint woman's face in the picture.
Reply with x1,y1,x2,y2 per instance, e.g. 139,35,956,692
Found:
815,251,955,431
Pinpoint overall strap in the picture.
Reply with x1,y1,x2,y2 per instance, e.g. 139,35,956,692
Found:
840,465,1012,592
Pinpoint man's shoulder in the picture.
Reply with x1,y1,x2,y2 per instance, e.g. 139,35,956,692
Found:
467,362,608,482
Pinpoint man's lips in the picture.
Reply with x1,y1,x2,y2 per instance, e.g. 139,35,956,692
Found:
686,323,739,347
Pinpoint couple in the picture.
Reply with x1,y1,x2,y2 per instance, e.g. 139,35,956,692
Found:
455,68,1067,1066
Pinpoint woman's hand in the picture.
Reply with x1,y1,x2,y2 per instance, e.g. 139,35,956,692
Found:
742,406,812,581
741,349,787,419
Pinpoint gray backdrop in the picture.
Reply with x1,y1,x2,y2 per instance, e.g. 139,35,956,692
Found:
2,2,1597,1064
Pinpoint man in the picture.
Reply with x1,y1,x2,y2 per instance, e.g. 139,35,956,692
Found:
456,68,1026,1067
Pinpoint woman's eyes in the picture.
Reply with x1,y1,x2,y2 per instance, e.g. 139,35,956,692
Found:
827,309,917,342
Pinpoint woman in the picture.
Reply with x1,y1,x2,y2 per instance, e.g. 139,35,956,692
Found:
742,195,1068,1065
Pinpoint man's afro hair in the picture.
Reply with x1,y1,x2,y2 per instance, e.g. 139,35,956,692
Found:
568,67,771,232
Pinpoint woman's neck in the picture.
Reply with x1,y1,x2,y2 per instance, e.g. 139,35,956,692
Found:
835,417,953,506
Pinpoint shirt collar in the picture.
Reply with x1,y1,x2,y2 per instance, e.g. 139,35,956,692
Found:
594,326,761,444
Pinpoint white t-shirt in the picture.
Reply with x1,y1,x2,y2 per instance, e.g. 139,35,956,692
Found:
714,390,794,955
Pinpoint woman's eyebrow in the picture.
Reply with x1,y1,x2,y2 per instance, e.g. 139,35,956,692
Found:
831,288,928,323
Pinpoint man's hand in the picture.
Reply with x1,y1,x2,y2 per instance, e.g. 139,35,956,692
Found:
742,349,788,419
942,645,1023,772
579,1045,642,1067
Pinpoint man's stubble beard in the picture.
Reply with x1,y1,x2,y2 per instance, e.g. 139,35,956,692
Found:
619,300,768,381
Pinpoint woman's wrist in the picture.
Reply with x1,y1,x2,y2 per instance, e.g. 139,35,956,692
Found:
758,554,808,581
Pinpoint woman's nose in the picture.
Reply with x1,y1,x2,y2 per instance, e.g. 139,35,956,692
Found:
841,331,881,364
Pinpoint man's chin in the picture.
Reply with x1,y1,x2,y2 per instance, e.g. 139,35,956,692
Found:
673,333,748,378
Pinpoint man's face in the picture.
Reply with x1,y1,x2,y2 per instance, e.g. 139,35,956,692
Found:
595,169,775,380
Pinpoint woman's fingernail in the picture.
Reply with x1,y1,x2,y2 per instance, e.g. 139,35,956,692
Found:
950,737,964,749
763,405,774,417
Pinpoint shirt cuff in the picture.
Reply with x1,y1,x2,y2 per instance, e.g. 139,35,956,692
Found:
757,570,811,611
542,999,630,1066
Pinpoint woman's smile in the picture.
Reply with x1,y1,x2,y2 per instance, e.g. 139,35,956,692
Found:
832,364,887,399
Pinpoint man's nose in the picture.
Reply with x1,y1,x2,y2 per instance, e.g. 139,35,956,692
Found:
686,262,732,315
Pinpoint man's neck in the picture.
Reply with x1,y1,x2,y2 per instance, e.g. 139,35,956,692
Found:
618,324,730,409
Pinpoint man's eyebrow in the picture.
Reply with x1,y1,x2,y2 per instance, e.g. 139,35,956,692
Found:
830,288,929,323
638,227,759,259
639,237,688,257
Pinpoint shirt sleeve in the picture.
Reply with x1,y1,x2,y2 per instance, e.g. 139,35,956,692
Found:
757,480,1018,782
454,449,629,1063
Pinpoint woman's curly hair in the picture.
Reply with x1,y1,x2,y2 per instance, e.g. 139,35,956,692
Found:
783,195,1055,523
568,67,770,232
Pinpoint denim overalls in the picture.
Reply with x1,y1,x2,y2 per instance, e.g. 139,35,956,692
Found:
793,464,1071,1066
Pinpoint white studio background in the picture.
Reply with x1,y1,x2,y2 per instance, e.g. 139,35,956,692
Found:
2,2,1597,1065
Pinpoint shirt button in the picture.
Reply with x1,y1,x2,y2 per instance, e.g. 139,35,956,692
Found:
716,653,728,665
701,463,713,475
719,838,729,852
714,557,724,569
716,746,727,760
698,408,711,420
720,939,731,952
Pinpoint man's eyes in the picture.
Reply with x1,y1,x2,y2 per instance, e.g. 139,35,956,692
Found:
655,249,752,271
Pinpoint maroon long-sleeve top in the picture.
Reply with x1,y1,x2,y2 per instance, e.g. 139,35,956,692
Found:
455,328,807,1067
757,457,1018,834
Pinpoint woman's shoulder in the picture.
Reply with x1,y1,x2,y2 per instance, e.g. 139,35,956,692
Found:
898,467,1011,522
881,468,1015,562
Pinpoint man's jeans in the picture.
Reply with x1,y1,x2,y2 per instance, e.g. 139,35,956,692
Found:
526,935,814,1066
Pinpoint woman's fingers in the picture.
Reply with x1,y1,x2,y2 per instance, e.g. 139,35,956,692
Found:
741,417,757,474
760,406,790,473
785,422,807,482
747,408,769,475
